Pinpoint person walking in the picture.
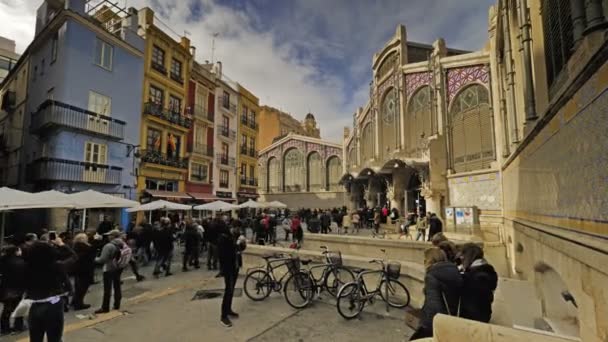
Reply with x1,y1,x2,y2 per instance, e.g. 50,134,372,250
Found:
217,222,240,327
206,218,220,270
70,233,95,310
342,211,352,235
427,213,443,242
0,245,26,335
320,211,331,234
182,218,201,271
373,210,381,235
95,230,130,314
153,218,175,277
410,248,463,340
459,243,498,323
290,215,301,241
351,211,360,234
415,213,428,241
23,240,72,342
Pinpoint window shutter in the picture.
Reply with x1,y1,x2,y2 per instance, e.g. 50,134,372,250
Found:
99,144,107,165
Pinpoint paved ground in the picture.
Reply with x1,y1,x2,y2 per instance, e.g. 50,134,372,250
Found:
6,254,414,342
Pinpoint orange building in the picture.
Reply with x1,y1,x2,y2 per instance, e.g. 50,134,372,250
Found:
258,105,320,150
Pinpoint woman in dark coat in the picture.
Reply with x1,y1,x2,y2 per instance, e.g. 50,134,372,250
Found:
70,233,96,310
0,245,26,334
459,243,498,323
410,248,463,341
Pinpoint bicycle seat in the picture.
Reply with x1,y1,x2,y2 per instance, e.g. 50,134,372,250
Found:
301,259,313,265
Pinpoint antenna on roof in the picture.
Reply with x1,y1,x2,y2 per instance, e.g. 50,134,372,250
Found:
211,32,220,63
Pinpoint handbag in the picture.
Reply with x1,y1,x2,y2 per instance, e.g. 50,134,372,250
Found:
441,291,461,317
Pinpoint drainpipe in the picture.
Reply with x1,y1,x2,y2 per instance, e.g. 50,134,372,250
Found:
517,0,537,122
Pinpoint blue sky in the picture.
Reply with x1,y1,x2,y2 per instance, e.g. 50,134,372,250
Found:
1,0,496,141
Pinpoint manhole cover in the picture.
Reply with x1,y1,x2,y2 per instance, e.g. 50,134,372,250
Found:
192,288,243,301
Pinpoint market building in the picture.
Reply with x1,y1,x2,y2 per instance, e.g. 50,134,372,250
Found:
258,133,344,209
342,1,608,339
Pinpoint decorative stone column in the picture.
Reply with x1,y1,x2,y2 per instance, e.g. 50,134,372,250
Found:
421,186,442,217
584,0,607,33
571,0,587,44
391,170,407,213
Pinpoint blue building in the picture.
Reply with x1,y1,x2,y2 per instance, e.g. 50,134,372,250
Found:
20,0,144,228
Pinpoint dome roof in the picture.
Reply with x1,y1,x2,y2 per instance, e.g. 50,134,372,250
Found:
305,113,315,120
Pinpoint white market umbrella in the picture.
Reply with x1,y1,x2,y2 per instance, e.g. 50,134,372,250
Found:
68,190,139,230
237,199,266,209
266,200,287,208
127,200,192,223
194,200,238,211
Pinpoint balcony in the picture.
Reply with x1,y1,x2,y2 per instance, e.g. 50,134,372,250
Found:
218,125,236,140
140,149,187,169
248,119,258,130
191,104,214,123
216,153,236,167
221,96,237,115
240,145,248,155
248,177,258,186
170,72,184,85
28,158,122,185
144,102,192,129
192,142,213,158
240,115,248,125
248,148,258,158
151,62,167,75
30,100,125,140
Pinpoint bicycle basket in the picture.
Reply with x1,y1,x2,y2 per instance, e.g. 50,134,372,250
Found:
387,262,401,280
286,257,301,275
327,251,343,267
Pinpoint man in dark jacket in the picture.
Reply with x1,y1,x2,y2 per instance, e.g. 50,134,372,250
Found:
97,216,113,235
206,218,219,270
182,218,201,271
0,245,26,334
217,221,240,328
94,230,128,314
153,219,175,277
427,213,443,242
320,211,331,234
459,243,498,323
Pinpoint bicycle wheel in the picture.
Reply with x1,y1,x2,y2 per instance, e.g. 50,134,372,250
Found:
284,271,314,309
379,279,410,308
324,266,355,297
244,270,273,301
336,282,365,319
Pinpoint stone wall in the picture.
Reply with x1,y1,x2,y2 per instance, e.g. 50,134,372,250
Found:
448,171,502,210
259,191,346,210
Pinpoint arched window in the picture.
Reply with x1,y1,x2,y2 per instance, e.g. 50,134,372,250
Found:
542,0,574,89
380,88,399,158
283,149,304,192
307,152,323,191
406,86,432,156
326,156,342,191
450,84,495,173
348,144,356,169
361,122,374,161
267,157,279,193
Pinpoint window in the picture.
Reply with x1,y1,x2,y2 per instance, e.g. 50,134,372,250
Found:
242,106,248,122
241,163,247,179
407,86,432,155
145,179,178,191
95,38,113,70
283,148,304,192
170,58,182,81
40,59,45,75
195,124,205,145
32,66,37,81
542,0,574,89
149,85,164,105
222,91,230,109
361,122,374,161
450,84,495,173
167,133,180,159
249,110,256,123
146,127,162,151
307,152,323,191
222,115,229,128
380,88,398,158
221,142,229,157
51,33,58,62
88,91,111,116
249,165,255,180
249,137,255,151
326,156,342,191
241,134,247,151
169,95,181,114
84,142,107,167
152,45,165,72
191,162,208,182
220,170,229,188
268,157,279,193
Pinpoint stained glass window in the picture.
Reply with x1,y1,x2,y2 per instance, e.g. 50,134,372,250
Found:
406,86,432,155
283,149,304,192
326,157,342,191
381,88,398,158
268,157,279,193
361,122,374,161
307,152,323,191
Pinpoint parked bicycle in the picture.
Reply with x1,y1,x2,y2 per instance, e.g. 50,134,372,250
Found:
243,253,297,301
336,249,410,319
283,246,355,309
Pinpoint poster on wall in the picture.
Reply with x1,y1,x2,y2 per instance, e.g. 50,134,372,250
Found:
445,208,454,219
463,207,474,225
455,208,465,225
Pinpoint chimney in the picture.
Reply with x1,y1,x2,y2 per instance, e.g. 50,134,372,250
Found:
139,7,154,29
214,61,222,78
190,46,196,59
121,7,144,51
180,36,190,50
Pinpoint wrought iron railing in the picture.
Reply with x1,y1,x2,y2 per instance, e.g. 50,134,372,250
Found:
216,153,236,167
240,145,248,155
248,148,257,158
140,149,187,169
248,177,258,186
191,104,214,123
221,96,237,115
218,125,236,140
144,102,192,129
192,142,213,157
248,119,258,130
29,158,122,184
30,100,125,140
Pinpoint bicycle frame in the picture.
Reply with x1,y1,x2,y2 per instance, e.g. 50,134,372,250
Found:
352,269,387,300
247,256,293,289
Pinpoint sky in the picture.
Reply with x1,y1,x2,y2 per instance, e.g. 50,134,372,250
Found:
0,0,495,142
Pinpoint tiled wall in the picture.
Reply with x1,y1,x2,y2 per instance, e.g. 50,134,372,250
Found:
502,62,608,235
448,171,502,210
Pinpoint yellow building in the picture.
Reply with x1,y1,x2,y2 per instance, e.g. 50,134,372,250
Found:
136,7,193,201
236,83,260,203
258,105,320,150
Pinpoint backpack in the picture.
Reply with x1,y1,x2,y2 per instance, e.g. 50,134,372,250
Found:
112,242,132,269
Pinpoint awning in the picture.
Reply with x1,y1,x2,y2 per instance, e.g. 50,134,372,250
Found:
145,190,192,199
188,192,222,201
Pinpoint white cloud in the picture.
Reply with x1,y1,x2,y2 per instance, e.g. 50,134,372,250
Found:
0,0,37,53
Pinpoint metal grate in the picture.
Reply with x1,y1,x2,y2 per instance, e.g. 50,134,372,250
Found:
542,0,574,88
